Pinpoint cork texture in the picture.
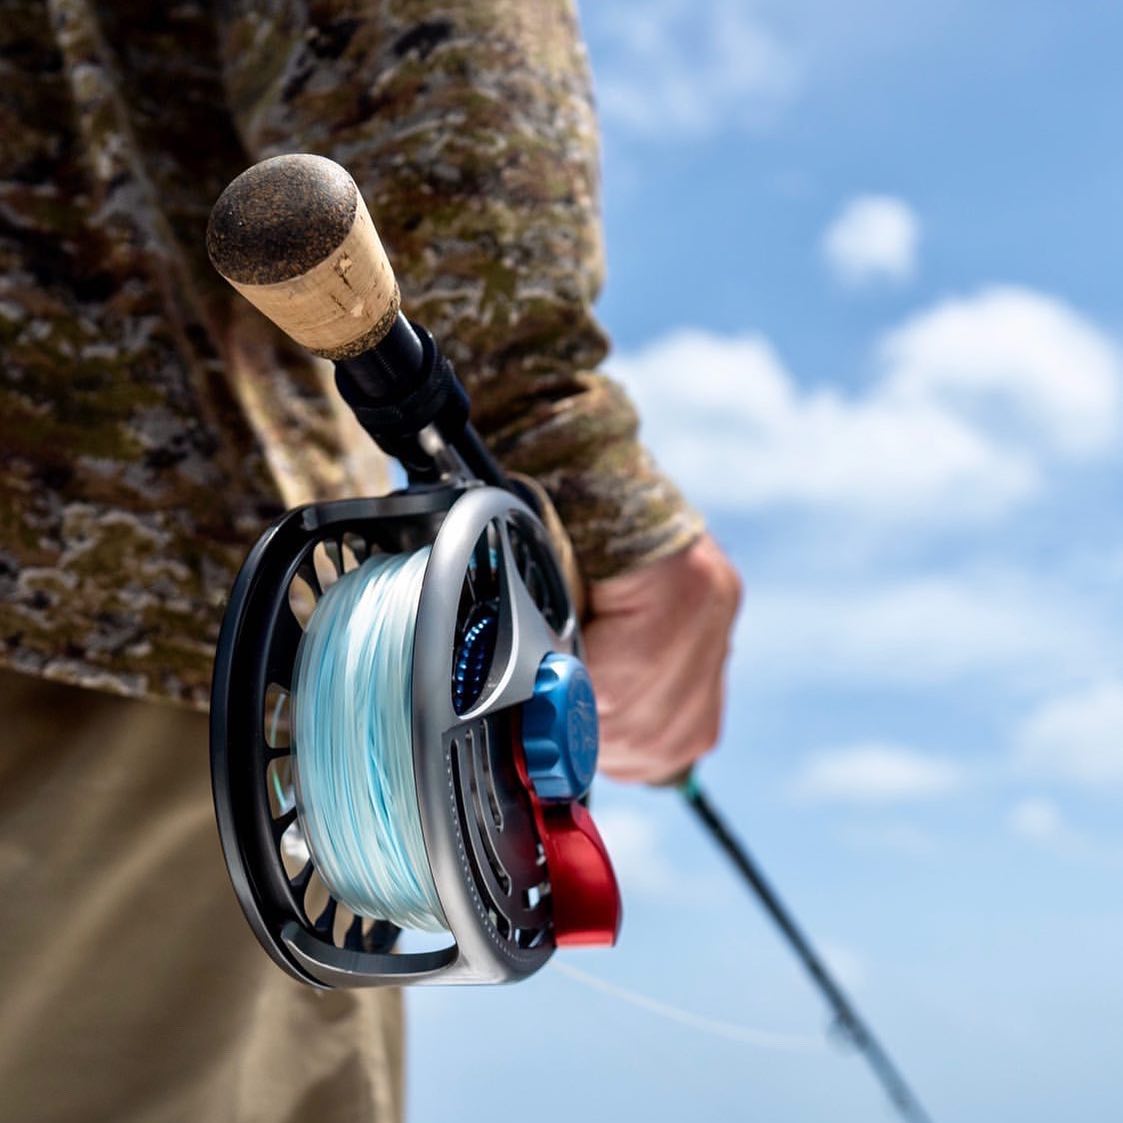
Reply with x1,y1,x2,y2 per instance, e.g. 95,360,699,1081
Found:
224,195,401,359
207,154,359,285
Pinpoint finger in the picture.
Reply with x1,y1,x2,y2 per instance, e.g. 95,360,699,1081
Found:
594,623,732,756
597,664,729,782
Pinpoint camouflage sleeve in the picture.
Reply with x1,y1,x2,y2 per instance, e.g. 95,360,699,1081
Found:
218,0,703,581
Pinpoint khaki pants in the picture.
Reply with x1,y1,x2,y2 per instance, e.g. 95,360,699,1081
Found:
0,670,403,1123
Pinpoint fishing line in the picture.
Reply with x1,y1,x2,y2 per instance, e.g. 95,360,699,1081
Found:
292,547,447,932
551,961,822,1051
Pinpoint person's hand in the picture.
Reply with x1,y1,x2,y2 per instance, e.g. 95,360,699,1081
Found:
582,533,742,785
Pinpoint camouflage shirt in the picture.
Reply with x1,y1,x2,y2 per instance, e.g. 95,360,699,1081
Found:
0,0,702,707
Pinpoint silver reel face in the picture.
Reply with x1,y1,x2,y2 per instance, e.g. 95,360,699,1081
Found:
211,485,583,987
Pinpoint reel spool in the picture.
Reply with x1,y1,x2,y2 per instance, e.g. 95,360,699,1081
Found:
207,155,621,988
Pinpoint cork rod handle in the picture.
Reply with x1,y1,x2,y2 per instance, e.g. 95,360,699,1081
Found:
206,154,400,361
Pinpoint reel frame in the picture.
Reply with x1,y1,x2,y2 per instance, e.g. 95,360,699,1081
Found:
211,483,584,987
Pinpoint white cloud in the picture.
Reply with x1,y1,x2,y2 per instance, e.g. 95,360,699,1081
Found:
610,287,1121,520
882,287,1122,458
1004,797,1106,860
737,572,1109,689
791,743,963,804
588,0,800,136
594,805,676,895
822,195,921,287
840,821,941,858
612,328,1035,519
1015,681,1123,789
1007,797,1068,844
820,942,867,993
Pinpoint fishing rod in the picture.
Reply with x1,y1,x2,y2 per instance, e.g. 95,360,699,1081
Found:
207,153,619,986
680,775,936,1123
205,153,934,1119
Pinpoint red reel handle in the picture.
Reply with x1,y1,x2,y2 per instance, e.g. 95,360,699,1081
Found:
539,801,621,947
511,712,621,948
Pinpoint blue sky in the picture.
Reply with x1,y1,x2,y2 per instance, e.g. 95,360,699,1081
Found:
408,4,1123,1120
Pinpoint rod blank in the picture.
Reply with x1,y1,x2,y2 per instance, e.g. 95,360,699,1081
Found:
679,774,936,1123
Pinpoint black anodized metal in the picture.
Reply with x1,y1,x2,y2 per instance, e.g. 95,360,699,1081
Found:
209,486,461,986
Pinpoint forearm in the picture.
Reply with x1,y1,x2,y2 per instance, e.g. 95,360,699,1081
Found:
219,0,702,579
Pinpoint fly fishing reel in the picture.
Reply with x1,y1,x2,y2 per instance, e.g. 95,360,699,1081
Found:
207,155,620,988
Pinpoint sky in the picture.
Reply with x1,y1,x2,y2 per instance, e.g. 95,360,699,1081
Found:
408,3,1123,1120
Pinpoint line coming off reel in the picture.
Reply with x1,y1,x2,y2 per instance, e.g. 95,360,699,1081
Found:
207,155,620,988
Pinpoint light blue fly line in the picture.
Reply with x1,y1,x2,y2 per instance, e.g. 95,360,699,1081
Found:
291,548,447,932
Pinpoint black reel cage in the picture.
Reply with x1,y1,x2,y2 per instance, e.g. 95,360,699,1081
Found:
210,483,580,987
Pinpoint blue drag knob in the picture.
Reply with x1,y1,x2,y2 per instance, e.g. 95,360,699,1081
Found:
522,653,599,801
